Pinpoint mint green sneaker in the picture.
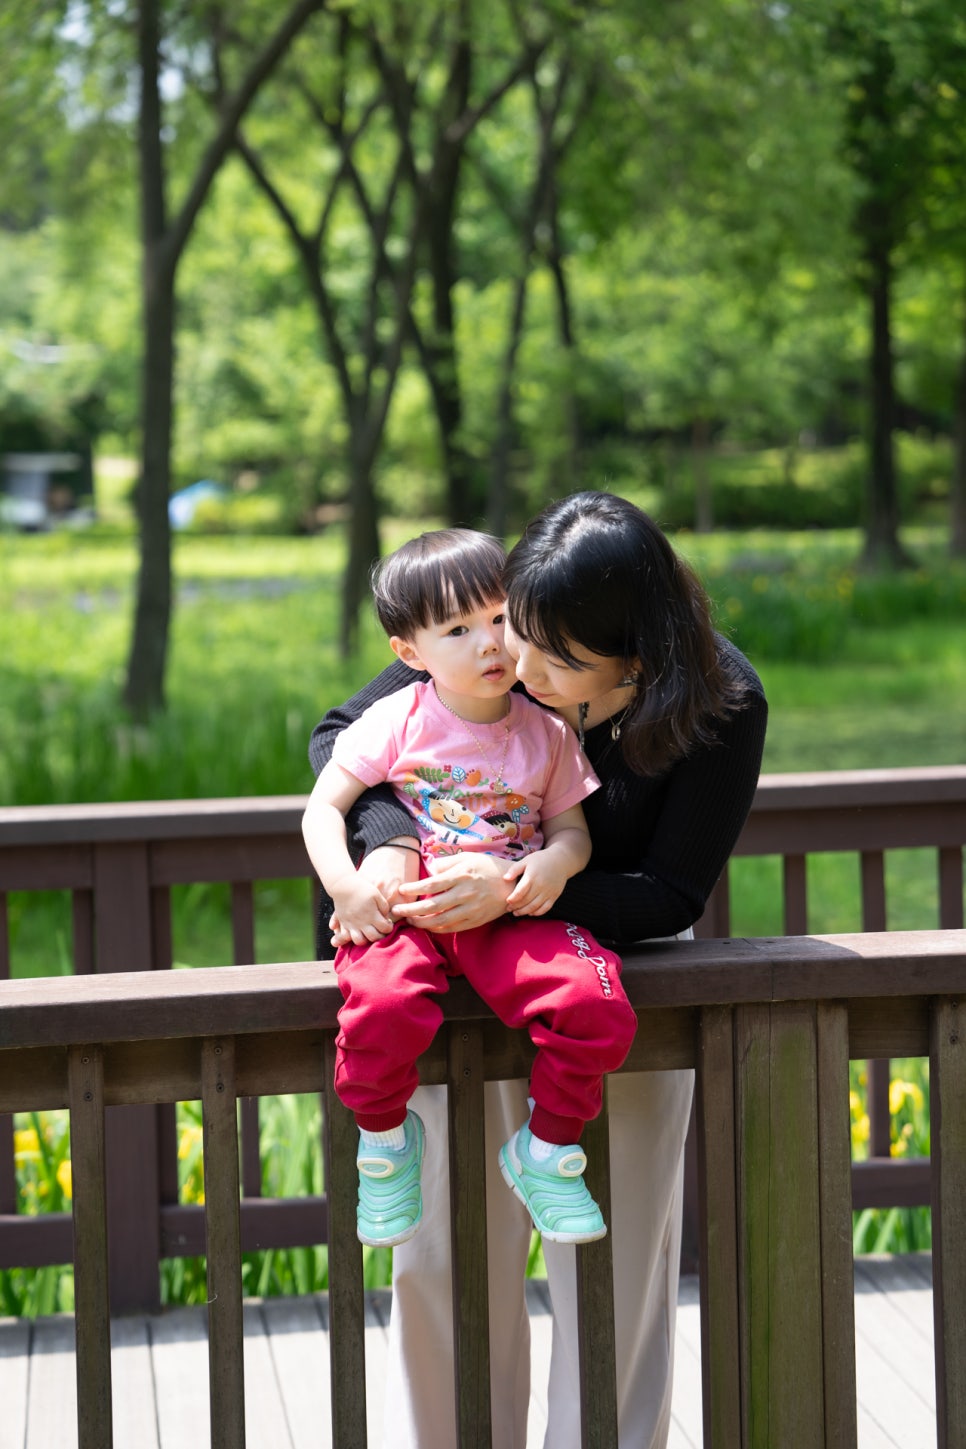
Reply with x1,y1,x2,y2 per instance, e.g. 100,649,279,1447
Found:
498,1122,606,1244
356,1110,425,1247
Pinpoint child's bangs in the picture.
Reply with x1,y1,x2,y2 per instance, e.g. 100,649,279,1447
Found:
419,542,505,626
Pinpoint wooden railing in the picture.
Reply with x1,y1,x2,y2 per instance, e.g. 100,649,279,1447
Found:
0,765,964,1313
0,932,964,1448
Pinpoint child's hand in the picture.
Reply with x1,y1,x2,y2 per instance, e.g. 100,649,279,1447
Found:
330,872,397,945
329,842,420,947
503,854,567,917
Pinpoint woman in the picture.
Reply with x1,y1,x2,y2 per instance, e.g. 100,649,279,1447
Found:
307,491,768,1448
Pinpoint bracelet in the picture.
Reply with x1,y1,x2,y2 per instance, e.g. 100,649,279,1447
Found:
384,843,422,855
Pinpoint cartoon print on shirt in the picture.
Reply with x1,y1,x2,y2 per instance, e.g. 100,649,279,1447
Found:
482,812,536,855
427,795,475,831
399,764,538,859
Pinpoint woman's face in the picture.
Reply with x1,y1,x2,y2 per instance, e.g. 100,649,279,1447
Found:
504,619,629,709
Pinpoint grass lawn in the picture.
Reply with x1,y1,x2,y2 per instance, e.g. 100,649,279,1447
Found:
2,521,964,790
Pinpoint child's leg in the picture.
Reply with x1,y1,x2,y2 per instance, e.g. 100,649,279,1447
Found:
334,927,448,1247
453,915,637,1140
452,916,637,1244
334,925,448,1128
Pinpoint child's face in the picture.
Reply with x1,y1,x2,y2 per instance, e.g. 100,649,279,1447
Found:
391,596,514,714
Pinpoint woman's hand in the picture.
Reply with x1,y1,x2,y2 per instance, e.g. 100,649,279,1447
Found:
392,852,513,932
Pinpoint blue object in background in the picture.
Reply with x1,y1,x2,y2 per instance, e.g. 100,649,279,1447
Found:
168,480,228,529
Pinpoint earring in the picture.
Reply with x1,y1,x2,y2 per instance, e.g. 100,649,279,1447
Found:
619,673,640,687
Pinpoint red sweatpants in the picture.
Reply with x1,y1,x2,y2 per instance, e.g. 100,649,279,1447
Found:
333,915,637,1145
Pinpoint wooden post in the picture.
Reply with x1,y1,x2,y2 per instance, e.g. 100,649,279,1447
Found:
322,1034,368,1446
447,1024,491,1449
931,995,966,1447
575,1095,618,1449
0,891,13,1216
815,1003,857,1449
95,840,162,1313
737,1002,824,1446
68,1045,113,1449
697,1005,742,1449
202,1037,245,1449
732,1000,856,1449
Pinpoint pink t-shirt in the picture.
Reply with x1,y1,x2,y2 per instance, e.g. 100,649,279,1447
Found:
332,680,599,865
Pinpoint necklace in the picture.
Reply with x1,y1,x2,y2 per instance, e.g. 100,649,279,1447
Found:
434,685,512,788
578,700,634,753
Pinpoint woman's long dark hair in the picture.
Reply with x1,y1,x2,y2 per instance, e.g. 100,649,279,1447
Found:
504,491,748,775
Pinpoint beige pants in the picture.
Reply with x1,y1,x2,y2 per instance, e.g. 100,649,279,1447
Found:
382,1066,695,1449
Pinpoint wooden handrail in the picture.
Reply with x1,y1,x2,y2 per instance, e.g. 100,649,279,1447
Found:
0,760,963,845
0,932,963,1447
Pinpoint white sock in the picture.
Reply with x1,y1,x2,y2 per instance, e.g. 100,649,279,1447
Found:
527,1130,558,1162
360,1124,407,1152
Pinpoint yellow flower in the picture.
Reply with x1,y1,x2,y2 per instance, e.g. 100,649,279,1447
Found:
178,1125,203,1160
14,1127,41,1160
851,1113,870,1147
57,1159,73,1200
889,1078,924,1115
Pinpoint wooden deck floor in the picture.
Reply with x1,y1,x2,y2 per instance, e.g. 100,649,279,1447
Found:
0,1254,935,1448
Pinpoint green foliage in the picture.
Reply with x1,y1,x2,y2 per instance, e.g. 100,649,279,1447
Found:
687,519,966,666
851,1058,932,1254
159,1094,344,1307
649,434,954,535
2,522,964,813
3,0,964,563
1,1111,75,1317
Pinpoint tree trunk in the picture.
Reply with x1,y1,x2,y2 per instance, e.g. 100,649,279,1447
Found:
340,430,381,658
122,0,325,717
424,37,479,526
546,180,580,494
124,266,176,718
487,96,559,538
860,239,913,569
422,181,480,526
123,0,172,720
951,287,966,557
488,269,529,540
